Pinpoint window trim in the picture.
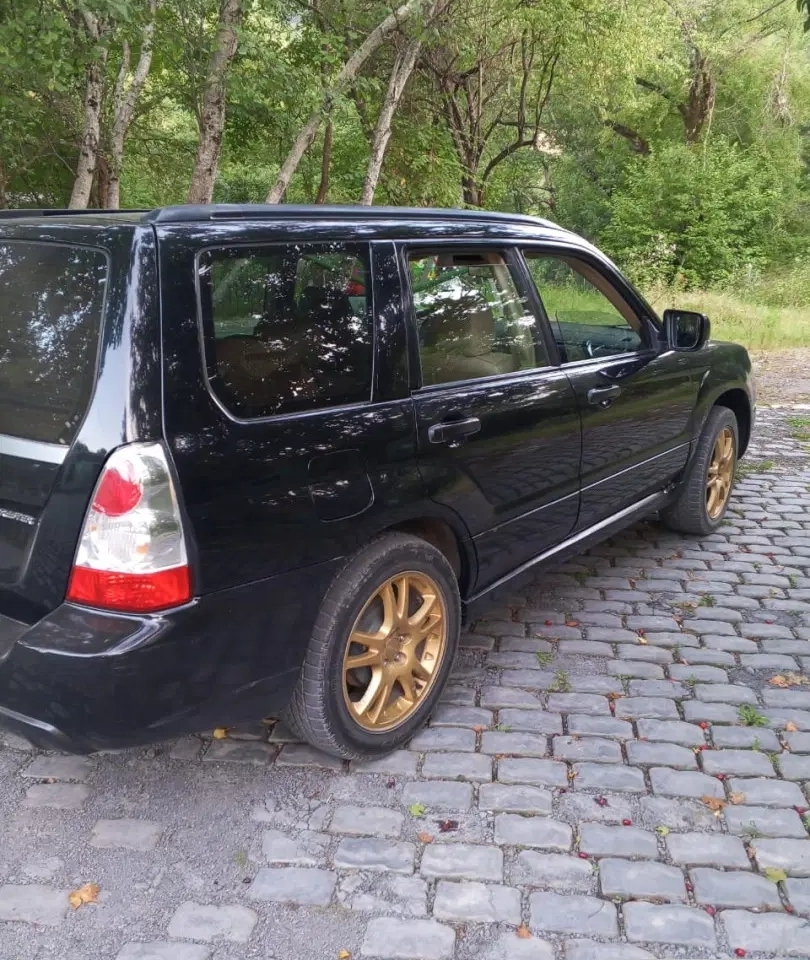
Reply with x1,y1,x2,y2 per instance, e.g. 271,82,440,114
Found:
398,240,558,393
194,240,376,424
518,242,661,366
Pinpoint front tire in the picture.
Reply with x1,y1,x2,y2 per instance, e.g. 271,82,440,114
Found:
661,406,739,536
283,533,461,759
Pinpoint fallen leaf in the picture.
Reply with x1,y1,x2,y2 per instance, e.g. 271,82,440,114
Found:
516,924,532,940
786,721,799,733
702,795,726,813
655,825,670,837
68,883,99,910
472,725,486,734
438,819,458,833
729,792,746,805
417,832,434,844
638,636,648,645
565,620,579,628
408,802,426,817
770,672,809,688
212,727,229,740
338,951,352,960
764,867,788,883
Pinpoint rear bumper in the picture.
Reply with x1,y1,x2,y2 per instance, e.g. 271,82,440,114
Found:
0,561,338,752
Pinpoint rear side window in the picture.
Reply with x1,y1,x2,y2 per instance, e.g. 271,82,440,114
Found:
198,243,373,419
0,242,107,445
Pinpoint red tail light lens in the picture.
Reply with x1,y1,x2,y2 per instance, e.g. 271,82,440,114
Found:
66,443,191,613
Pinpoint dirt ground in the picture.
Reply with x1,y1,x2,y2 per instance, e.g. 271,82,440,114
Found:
751,348,810,405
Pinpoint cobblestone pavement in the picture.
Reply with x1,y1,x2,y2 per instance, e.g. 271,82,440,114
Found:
2,407,810,960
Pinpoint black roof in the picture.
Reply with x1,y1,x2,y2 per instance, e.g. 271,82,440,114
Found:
0,203,564,231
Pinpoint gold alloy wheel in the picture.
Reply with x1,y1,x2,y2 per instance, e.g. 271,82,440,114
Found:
707,426,735,519
342,571,447,732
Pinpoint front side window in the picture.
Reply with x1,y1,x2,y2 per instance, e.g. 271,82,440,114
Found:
523,252,644,362
408,250,548,386
198,243,372,418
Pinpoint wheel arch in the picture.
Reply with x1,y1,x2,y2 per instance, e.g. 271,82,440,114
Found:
383,514,474,598
712,388,752,456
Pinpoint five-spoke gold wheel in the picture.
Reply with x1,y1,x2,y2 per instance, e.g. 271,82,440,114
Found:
707,426,735,519
342,571,447,732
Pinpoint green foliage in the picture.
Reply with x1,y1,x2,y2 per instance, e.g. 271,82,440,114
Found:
0,0,808,331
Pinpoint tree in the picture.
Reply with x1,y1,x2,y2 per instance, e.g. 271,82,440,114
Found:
106,0,158,208
265,0,429,204
187,0,242,204
69,7,110,208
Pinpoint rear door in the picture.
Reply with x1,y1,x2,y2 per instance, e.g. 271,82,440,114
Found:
403,243,581,592
522,246,697,529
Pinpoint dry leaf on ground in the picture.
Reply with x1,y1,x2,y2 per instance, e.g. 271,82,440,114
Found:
769,673,809,688
68,883,99,909
729,792,746,805
516,924,532,939
212,727,229,739
417,832,434,844
338,951,351,960
786,721,799,732
702,795,726,814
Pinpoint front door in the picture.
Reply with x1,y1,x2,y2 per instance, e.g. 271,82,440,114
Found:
403,244,582,592
522,247,697,530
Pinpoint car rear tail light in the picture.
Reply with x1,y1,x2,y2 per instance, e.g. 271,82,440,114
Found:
67,443,191,613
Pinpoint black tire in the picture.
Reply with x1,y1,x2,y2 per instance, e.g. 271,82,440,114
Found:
660,406,739,536
282,533,461,759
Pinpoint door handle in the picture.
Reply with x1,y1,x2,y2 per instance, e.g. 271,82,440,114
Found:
428,417,481,447
587,384,622,407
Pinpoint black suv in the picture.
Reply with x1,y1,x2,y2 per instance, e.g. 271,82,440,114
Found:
0,205,754,758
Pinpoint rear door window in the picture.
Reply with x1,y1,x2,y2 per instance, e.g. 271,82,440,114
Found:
0,242,107,445
197,243,373,419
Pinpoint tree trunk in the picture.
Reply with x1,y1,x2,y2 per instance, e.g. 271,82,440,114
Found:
107,0,158,209
360,35,422,205
314,120,333,203
680,51,715,144
69,52,107,208
266,0,428,204
462,175,483,207
187,0,242,205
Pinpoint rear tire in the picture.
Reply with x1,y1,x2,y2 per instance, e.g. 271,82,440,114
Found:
283,533,460,759
660,406,738,536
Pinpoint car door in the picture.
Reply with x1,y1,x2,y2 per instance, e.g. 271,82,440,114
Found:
402,243,582,592
521,245,698,530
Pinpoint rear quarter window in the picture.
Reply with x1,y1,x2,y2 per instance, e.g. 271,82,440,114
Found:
0,241,107,445
197,242,373,419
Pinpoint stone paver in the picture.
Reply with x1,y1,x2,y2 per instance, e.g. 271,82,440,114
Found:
361,918,455,959
167,902,258,943
2,408,809,959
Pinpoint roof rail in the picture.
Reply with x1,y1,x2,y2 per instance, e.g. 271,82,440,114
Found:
142,203,558,230
0,209,149,219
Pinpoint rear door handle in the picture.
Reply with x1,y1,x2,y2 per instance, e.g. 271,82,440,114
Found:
587,384,622,407
428,417,481,447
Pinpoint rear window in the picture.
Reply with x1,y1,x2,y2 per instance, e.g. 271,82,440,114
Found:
197,243,373,419
0,242,107,445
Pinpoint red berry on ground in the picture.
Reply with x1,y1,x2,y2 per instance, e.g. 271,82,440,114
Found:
545,620,553,626
716,773,726,781
578,852,589,859
699,721,709,729
622,819,632,826
685,881,693,892
735,950,746,957
785,904,795,914
704,906,716,916
795,807,807,815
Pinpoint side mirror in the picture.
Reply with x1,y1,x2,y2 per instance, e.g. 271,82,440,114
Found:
663,309,710,352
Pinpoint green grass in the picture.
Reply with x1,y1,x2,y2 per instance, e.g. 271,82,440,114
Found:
738,704,769,727
737,459,775,479
648,267,810,350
